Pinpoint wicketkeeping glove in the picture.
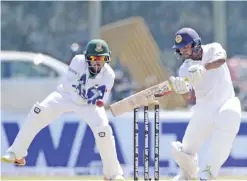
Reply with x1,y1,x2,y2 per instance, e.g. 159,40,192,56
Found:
87,86,104,105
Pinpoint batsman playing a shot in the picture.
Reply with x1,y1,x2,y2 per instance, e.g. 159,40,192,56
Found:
1,39,125,181
167,28,241,180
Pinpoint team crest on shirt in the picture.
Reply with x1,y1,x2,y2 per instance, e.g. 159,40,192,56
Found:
95,43,103,52
175,35,182,43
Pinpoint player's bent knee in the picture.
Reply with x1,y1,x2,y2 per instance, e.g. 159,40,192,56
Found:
216,109,241,134
26,103,52,127
92,125,114,140
29,103,46,116
171,141,199,178
27,103,43,118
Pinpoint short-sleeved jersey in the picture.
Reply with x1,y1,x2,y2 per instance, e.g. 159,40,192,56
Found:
57,54,115,105
179,42,235,106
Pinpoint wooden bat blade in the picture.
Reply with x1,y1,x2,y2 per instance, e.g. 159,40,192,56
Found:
110,81,172,117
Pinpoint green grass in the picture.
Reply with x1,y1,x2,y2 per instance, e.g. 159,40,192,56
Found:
1,176,247,180
1,176,103,180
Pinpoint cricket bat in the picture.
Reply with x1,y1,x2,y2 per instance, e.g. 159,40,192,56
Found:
110,80,172,117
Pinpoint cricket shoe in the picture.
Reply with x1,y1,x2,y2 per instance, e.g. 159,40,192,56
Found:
104,175,125,181
1,152,26,166
171,174,198,181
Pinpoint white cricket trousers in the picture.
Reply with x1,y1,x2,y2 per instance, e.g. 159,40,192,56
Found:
8,91,109,157
182,96,241,178
7,91,123,178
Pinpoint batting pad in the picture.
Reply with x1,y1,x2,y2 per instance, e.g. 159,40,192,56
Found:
171,141,199,179
93,125,123,178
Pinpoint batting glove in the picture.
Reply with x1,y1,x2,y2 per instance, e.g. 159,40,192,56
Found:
169,76,190,94
188,64,206,86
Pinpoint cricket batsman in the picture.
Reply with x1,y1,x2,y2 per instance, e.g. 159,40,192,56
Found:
1,39,125,181
167,28,241,180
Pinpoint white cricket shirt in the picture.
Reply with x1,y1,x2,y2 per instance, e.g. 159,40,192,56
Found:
57,54,115,105
179,43,235,107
